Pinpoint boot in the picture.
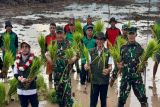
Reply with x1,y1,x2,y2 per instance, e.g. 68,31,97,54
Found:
141,102,148,107
117,101,124,107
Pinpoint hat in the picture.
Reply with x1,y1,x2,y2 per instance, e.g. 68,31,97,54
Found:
5,21,13,28
20,41,31,48
128,27,137,34
69,14,75,19
122,24,129,30
109,17,117,23
94,32,106,41
56,26,64,33
86,25,93,30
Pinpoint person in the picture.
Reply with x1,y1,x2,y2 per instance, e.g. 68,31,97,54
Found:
45,22,57,82
83,15,94,36
106,17,121,47
121,24,129,40
0,21,18,60
84,32,112,107
45,26,79,107
13,41,39,107
80,25,96,85
153,19,160,80
110,27,148,107
64,14,75,34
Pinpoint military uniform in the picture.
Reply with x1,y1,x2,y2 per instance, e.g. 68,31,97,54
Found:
117,42,148,107
53,40,73,107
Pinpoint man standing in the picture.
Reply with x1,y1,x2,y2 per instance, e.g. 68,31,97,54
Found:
64,14,75,34
45,26,78,107
106,17,121,47
121,24,129,40
85,32,112,107
45,22,57,82
0,21,18,60
111,27,148,107
83,15,94,36
80,25,96,85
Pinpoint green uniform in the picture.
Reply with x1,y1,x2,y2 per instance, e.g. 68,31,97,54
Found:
117,42,148,107
53,40,73,107
0,31,18,60
66,32,73,43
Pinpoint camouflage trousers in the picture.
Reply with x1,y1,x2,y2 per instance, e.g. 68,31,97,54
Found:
118,75,148,107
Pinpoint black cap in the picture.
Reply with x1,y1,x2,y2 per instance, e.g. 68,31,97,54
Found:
5,21,13,28
128,27,137,34
86,25,93,30
94,32,106,41
109,17,117,23
56,26,64,33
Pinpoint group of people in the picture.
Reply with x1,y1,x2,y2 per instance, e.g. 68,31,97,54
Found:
0,14,159,107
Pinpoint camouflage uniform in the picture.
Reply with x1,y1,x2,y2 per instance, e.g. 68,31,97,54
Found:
117,42,148,107
53,40,73,107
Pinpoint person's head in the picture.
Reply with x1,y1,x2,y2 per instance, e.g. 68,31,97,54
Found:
122,24,129,36
5,21,13,33
56,26,65,42
87,15,92,25
69,23,75,32
49,22,56,34
109,17,117,28
127,27,137,43
94,32,106,48
86,25,93,38
20,41,31,55
69,14,75,24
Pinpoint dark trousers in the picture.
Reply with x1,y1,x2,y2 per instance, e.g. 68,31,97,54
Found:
18,94,39,107
90,84,109,107
80,63,89,84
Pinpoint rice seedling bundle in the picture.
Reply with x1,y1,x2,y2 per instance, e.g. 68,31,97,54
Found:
138,39,160,72
65,47,75,59
36,74,47,91
75,20,83,35
38,34,46,62
0,82,6,107
47,88,57,104
8,78,18,97
3,33,10,51
151,23,160,42
93,20,104,35
48,42,58,61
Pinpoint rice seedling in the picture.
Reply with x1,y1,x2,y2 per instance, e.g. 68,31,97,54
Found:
65,47,75,59
151,23,160,42
36,74,47,91
47,88,57,104
138,39,160,72
8,78,18,98
93,20,104,35
75,20,83,34
48,42,58,61
0,82,6,107
38,33,46,62
3,33,10,51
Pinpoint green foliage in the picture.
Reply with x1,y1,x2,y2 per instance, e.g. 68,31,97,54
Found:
83,46,89,64
138,39,160,72
3,33,10,51
38,34,46,62
48,42,58,61
36,75,47,91
151,23,160,42
0,82,6,107
3,50,14,68
93,20,104,35
65,47,75,59
8,78,18,97
47,88,57,104
28,57,42,79
75,20,83,34
109,36,127,62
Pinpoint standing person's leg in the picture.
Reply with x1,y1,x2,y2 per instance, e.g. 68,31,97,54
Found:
29,94,39,107
18,95,29,107
64,82,73,107
80,63,87,85
90,84,100,107
75,60,80,73
100,84,109,107
117,78,131,107
132,77,148,107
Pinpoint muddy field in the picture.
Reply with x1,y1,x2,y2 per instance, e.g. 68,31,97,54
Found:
0,0,160,107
